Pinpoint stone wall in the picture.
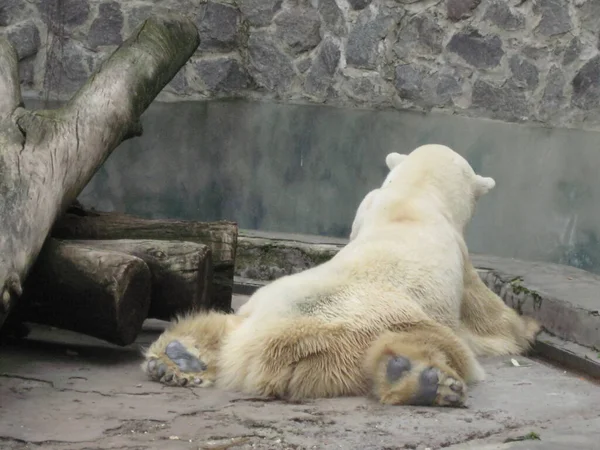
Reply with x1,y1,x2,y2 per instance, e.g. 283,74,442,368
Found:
3,0,600,131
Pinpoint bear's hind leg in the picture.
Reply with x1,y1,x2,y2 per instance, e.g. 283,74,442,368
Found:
219,317,370,400
459,261,541,357
142,311,244,387
364,323,484,408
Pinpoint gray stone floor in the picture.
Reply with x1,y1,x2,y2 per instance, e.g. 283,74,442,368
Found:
1,295,599,450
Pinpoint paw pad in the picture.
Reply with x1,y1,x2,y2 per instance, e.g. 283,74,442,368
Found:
165,340,207,373
411,367,439,406
144,340,210,387
386,356,412,382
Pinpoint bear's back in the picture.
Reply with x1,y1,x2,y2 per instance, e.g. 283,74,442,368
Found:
243,221,465,332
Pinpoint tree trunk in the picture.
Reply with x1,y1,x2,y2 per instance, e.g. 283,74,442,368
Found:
22,239,152,346
53,206,238,312
68,239,213,320
0,16,200,329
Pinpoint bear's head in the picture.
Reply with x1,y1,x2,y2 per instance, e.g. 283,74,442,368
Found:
381,144,495,231
350,144,495,240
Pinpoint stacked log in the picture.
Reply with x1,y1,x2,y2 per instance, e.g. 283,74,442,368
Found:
8,208,238,346
16,223,237,346
52,204,238,314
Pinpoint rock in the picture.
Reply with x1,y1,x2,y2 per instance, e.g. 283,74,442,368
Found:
521,45,549,60
471,80,528,122
18,57,35,88
43,40,94,95
195,57,251,93
563,37,581,65
394,64,426,102
577,0,600,33
483,1,525,30
395,15,444,58
166,69,189,95
312,40,340,78
572,55,600,110
247,31,295,93
274,6,321,55
128,5,170,32
305,38,341,96
0,0,27,26
540,66,565,118
197,2,241,51
534,0,572,36
341,73,390,104
88,2,123,48
38,0,90,29
295,57,312,73
239,0,282,27
509,55,539,90
6,20,40,61
318,0,346,36
346,11,396,70
430,71,463,105
347,0,371,10
395,64,463,107
447,30,504,69
447,0,481,22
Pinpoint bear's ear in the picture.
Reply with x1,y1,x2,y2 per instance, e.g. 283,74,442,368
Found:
385,152,407,170
475,175,496,196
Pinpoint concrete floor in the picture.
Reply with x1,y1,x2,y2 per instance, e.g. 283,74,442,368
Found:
1,295,599,450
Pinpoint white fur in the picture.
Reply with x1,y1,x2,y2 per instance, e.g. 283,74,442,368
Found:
144,144,540,402
230,144,494,389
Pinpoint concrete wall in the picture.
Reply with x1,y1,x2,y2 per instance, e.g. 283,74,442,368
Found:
4,0,600,131
31,98,596,275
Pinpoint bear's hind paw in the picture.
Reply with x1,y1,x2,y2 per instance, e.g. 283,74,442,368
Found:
143,340,213,388
380,355,467,408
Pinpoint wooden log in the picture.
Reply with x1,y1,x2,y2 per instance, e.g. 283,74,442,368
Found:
53,206,238,312
21,239,152,346
0,16,200,330
69,239,213,320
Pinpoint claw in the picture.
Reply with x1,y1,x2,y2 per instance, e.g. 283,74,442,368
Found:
444,394,461,405
450,381,462,393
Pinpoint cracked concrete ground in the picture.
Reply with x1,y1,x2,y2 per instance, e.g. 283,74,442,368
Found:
1,295,599,450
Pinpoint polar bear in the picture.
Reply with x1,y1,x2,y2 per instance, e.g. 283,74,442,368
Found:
142,144,540,408
350,151,541,358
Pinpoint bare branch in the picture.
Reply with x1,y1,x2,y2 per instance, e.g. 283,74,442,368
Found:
0,39,23,121
0,15,200,329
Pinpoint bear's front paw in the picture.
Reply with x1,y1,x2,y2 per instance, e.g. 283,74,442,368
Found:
143,340,213,387
381,355,467,408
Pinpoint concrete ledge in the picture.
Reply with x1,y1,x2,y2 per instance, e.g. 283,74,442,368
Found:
532,332,600,379
236,229,345,281
235,229,600,378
